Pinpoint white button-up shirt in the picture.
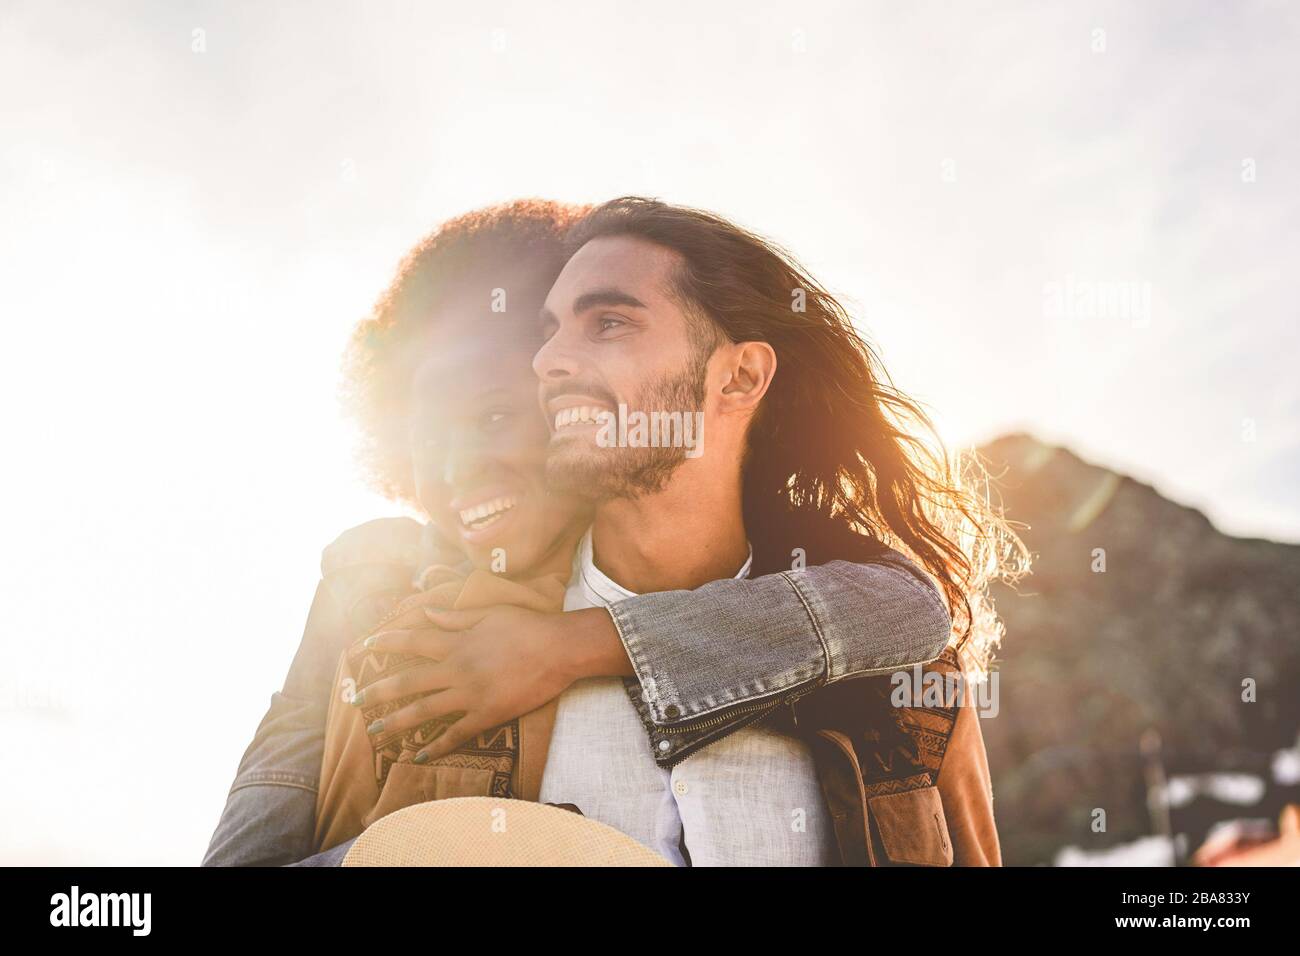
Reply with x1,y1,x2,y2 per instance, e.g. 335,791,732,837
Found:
538,530,837,866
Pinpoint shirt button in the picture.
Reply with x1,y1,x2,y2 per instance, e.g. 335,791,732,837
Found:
656,739,673,754
673,780,689,796
663,704,681,719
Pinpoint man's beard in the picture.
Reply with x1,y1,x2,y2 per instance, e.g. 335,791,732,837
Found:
545,361,707,502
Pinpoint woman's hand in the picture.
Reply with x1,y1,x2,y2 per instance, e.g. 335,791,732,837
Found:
353,604,632,762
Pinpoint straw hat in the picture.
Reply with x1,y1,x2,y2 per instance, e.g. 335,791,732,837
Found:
342,797,674,867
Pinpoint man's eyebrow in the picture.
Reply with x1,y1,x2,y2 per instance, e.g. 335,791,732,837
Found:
572,288,647,314
539,289,647,328
569,287,650,314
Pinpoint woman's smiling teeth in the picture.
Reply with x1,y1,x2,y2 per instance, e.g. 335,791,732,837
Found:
554,405,608,431
458,495,518,531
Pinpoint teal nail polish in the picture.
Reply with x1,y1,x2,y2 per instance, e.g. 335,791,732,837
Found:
364,635,377,649
350,690,365,707
366,719,385,735
413,751,431,765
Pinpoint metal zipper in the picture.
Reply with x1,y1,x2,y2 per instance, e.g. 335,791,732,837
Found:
658,675,830,734
658,702,782,770
657,691,788,733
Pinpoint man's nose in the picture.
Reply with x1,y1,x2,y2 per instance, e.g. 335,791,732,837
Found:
532,327,581,383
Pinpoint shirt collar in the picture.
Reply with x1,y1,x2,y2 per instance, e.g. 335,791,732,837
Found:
577,527,753,602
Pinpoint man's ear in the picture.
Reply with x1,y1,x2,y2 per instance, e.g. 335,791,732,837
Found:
717,340,777,414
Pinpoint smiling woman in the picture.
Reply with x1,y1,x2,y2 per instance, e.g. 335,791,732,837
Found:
408,330,590,572
344,199,597,575
203,201,606,865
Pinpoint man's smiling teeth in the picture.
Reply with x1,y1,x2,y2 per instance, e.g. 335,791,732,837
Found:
554,406,608,431
458,496,518,530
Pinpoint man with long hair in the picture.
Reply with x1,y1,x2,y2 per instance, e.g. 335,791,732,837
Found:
551,197,1020,678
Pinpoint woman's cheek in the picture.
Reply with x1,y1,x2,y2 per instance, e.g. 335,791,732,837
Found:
519,416,552,453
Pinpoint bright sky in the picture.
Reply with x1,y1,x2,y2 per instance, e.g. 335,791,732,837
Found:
1,1,1296,863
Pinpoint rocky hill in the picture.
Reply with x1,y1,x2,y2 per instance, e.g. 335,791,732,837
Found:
976,434,1300,865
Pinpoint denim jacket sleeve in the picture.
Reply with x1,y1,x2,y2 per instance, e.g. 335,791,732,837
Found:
608,547,952,766
200,690,328,867
201,518,427,867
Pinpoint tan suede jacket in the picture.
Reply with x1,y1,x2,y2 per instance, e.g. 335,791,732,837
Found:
314,568,566,851
794,648,1000,866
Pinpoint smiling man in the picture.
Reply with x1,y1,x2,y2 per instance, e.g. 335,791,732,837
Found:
529,197,1015,866
534,228,820,864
